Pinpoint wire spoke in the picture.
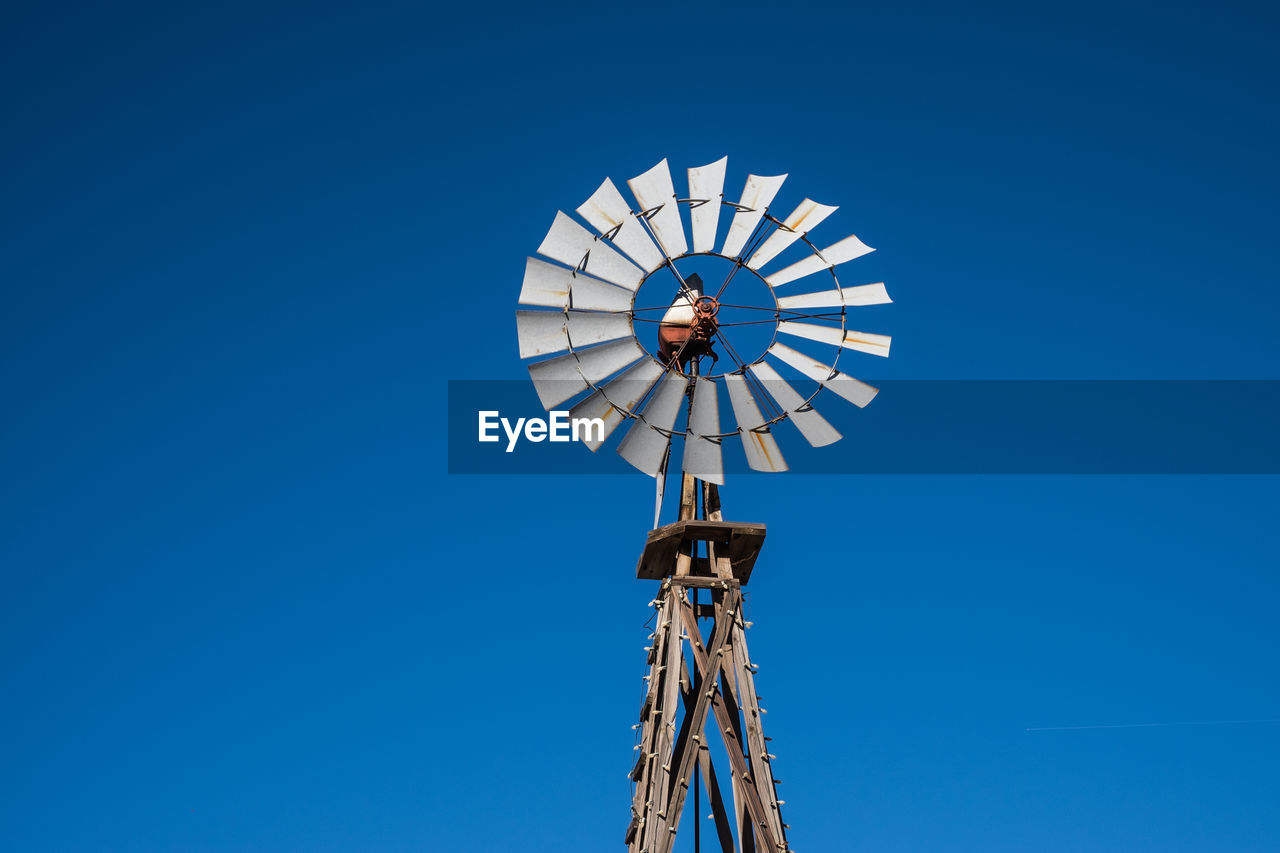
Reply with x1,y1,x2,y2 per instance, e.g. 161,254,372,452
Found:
714,302,776,312
777,310,845,321
746,365,785,422
711,326,750,372
714,318,780,327
712,263,742,302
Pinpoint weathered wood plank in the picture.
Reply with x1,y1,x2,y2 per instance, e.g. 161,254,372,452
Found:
636,521,766,583
731,616,787,845
650,585,685,847
653,589,740,853
675,591,781,853
699,747,737,853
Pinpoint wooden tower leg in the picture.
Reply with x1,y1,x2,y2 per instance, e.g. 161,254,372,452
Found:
626,489,790,853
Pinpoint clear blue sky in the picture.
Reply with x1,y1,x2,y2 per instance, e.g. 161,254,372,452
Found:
3,1,1278,851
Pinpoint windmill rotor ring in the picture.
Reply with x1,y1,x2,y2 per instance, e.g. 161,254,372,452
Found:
516,157,893,482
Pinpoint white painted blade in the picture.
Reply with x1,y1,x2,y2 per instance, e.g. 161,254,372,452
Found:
776,282,890,311
748,361,842,447
527,337,645,410
519,257,634,312
745,199,838,270
721,173,786,258
765,234,875,287
537,211,643,290
687,157,727,253
778,321,892,358
516,310,634,359
778,320,843,348
617,370,688,477
516,310,568,358
565,311,634,349
627,159,688,259
843,330,892,357
518,258,574,309
682,377,724,484
841,282,893,306
723,373,788,473
768,341,879,408
576,178,666,273
567,357,664,451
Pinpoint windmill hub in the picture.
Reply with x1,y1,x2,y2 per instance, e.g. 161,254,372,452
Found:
658,282,722,369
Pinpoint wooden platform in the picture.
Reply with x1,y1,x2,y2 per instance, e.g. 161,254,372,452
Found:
635,519,767,583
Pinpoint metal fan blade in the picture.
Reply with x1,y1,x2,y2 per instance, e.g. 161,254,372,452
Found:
568,357,664,451
617,370,688,477
777,320,843,348
537,211,643,291
745,199,838,270
516,310,569,358
723,373,788,473
566,311,634,349
721,173,787,259
518,257,635,312
778,321,892,357
776,282,891,311
682,377,724,484
687,157,727,253
576,178,666,273
527,338,646,410
765,234,875,287
516,310,633,359
627,159,688,259
767,341,879,408
842,330,892,357
748,361,842,447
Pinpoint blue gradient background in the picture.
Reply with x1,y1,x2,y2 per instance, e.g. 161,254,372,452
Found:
3,1,1278,851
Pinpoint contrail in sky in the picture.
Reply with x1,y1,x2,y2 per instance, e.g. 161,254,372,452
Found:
1026,718,1280,732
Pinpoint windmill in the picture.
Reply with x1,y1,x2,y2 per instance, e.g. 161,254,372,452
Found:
515,157,892,852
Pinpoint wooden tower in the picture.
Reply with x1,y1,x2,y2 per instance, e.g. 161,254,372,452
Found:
626,474,789,853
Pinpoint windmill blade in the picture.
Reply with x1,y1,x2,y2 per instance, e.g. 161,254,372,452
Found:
748,362,842,447
568,357,664,451
628,159,688,259
515,311,635,359
516,310,568,358
687,157,727,253
576,178,666,273
723,373,788,473
516,310,634,359
518,257,635,312
778,321,892,357
682,377,724,484
721,173,787,259
745,199,838,270
566,311,634,349
527,337,646,410
765,234,875,287
617,370,688,477
768,341,879,408
776,282,891,311
842,330,892,357
537,211,643,291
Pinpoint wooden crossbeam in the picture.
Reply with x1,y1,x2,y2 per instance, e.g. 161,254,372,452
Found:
676,590,782,853
651,587,740,853
699,746,736,853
